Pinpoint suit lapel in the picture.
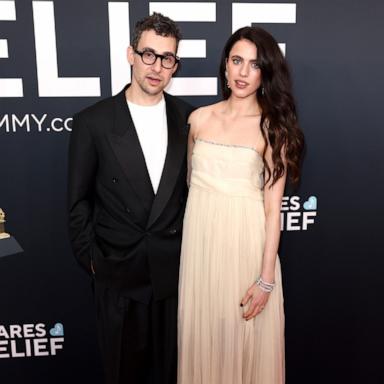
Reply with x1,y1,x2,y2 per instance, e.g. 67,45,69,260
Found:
107,86,154,212
147,93,188,228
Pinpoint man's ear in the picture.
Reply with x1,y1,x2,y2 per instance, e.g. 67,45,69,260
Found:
127,46,134,65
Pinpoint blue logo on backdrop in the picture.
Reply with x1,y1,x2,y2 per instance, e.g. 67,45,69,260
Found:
49,323,64,337
303,196,317,211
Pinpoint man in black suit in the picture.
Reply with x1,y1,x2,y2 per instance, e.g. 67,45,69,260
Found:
68,13,193,384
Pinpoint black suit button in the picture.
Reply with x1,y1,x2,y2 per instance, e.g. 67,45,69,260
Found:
125,207,131,213
169,229,177,235
112,177,118,183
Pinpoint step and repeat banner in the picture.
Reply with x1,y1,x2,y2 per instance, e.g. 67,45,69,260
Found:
0,1,383,383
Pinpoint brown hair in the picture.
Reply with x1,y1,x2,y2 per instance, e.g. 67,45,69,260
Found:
132,12,182,52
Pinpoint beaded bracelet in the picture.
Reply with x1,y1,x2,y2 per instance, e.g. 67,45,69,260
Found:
256,277,275,293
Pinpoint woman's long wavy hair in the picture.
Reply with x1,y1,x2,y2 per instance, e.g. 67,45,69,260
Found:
220,27,304,187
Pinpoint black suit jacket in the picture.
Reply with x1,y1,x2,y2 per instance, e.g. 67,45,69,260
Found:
68,85,193,303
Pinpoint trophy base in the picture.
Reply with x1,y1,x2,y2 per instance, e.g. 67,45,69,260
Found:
0,236,23,258
0,233,11,240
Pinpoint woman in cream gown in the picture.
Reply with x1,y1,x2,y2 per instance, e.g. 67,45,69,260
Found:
178,27,304,384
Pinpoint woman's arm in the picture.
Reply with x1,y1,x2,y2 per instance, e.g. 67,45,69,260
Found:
241,144,287,320
260,144,286,283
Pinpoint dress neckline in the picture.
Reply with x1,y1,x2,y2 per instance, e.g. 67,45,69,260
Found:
195,138,263,160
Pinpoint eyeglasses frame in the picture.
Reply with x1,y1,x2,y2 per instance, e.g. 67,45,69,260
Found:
134,49,180,69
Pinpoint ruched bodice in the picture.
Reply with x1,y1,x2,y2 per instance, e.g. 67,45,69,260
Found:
191,139,264,200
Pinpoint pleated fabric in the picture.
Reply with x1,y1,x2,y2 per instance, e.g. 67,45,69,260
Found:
178,139,285,384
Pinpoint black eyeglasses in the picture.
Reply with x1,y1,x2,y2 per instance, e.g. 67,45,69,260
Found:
134,49,179,69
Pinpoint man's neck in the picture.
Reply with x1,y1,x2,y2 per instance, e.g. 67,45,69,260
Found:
125,84,164,106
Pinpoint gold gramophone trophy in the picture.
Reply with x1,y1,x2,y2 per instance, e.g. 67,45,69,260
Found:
0,208,11,239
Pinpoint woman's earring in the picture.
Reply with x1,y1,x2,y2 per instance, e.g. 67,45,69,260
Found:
261,86,265,96
225,71,230,88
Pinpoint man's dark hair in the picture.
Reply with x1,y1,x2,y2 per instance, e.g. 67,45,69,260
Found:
132,12,182,52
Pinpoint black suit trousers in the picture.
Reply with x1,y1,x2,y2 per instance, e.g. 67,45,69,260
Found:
96,285,177,384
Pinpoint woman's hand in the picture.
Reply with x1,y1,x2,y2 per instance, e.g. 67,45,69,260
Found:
241,283,270,320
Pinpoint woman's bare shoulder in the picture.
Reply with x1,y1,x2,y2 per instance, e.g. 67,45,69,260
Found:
188,101,225,125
